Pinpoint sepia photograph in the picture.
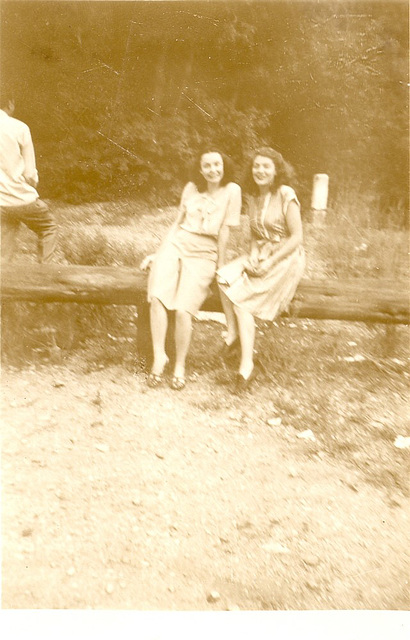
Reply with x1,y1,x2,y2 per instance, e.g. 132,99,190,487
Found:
1,0,409,625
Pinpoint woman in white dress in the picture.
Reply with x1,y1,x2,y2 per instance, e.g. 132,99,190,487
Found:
141,150,241,390
217,147,305,394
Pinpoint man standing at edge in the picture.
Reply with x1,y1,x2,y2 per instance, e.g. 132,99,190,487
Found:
0,92,57,263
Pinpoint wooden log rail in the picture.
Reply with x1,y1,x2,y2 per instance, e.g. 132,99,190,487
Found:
1,264,409,324
2,264,408,368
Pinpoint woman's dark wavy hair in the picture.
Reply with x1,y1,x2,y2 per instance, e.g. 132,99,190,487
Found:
243,147,296,195
188,149,235,192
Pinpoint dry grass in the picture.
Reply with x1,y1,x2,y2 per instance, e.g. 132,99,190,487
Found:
11,197,409,276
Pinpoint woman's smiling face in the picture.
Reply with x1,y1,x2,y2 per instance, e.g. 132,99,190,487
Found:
252,155,276,188
200,152,224,185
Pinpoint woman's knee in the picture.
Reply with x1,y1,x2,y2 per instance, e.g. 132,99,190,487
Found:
232,303,243,318
150,297,167,313
233,304,254,323
175,310,193,334
175,309,191,322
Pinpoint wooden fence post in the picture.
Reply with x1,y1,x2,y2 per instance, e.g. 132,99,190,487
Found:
311,173,329,226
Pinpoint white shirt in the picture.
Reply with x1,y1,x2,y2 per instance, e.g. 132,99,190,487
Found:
0,109,39,206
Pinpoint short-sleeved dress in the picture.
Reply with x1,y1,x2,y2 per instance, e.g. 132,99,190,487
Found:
217,185,305,321
148,181,241,314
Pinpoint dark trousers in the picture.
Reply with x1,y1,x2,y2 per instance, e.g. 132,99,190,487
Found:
1,199,57,263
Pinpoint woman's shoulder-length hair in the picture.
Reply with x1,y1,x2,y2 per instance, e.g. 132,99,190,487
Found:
243,147,296,195
188,149,236,192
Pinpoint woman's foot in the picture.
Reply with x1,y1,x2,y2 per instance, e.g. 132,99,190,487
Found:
147,372,165,388
170,362,186,391
233,363,258,395
170,376,186,391
147,354,169,388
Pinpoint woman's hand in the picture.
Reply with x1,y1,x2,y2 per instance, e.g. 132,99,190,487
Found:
140,254,155,271
243,259,262,277
248,247,260,269
244,255,276,278
243,251,260,275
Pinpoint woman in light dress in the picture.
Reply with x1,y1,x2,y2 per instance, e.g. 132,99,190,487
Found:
141,150,241,390
217,147,305,394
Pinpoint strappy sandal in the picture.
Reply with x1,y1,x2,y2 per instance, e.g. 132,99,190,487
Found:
147,372,165,388
170,376,186,391
147,356,169,388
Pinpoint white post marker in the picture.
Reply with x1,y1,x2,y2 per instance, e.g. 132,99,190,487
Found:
311,173,329,226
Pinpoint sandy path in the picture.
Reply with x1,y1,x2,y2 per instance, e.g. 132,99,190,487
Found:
2,361,409,610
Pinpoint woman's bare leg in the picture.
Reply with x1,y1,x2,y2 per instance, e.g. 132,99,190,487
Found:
219,289,239,345
150,297,169,374
173,310,192,379
233,305,256,379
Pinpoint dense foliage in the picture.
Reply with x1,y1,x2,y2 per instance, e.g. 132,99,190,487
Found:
1,1,408,222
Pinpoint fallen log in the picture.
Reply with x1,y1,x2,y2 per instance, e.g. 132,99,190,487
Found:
1,264,409,324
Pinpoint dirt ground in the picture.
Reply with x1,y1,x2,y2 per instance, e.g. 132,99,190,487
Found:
2,317,409,611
